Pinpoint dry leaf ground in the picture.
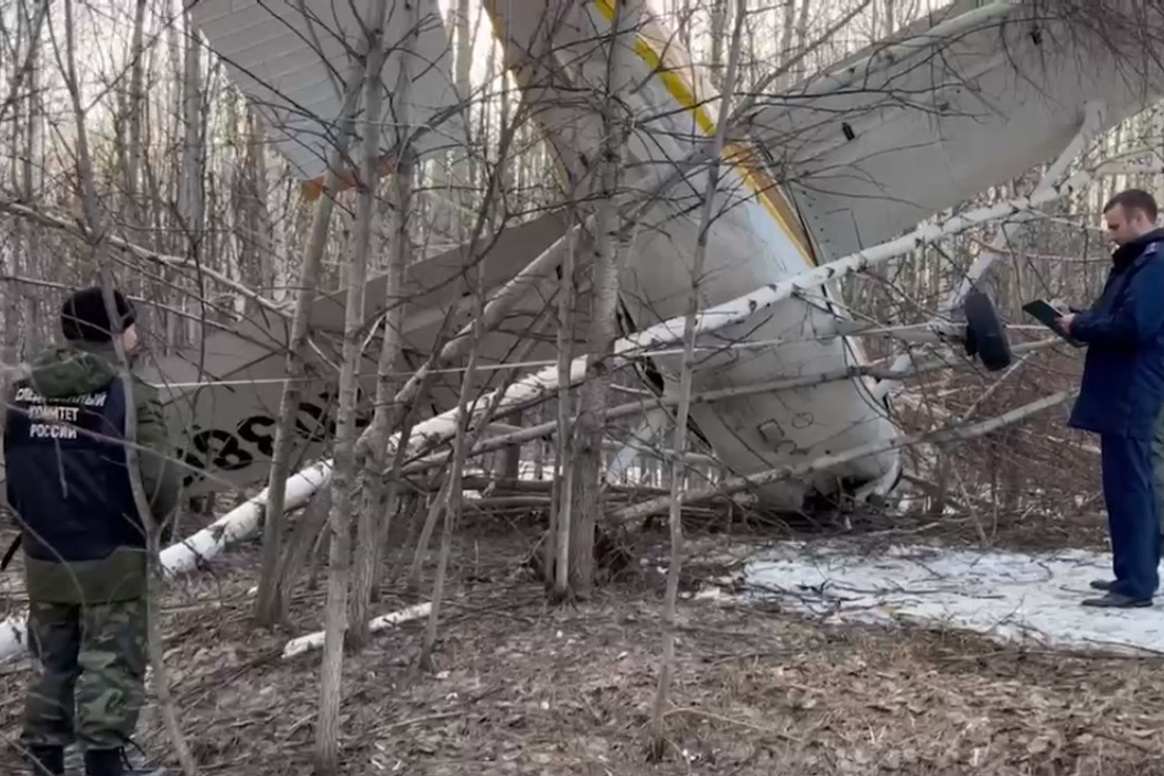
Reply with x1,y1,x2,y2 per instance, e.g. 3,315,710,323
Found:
1,515,1163,775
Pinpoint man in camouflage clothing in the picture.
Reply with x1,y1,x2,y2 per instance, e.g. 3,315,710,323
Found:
4,287,181,775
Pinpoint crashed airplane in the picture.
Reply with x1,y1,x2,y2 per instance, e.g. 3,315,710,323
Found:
146,0,1164,512
3,0,1162,660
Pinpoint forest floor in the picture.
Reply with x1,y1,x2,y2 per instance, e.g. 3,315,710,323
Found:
3,503,1164,775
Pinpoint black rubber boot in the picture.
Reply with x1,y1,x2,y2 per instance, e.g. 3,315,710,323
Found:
25,745,64,775
83,748,124,776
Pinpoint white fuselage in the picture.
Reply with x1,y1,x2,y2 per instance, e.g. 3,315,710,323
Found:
483,0,900,506
168,0,1164,509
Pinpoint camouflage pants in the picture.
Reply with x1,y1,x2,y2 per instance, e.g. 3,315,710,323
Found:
21,597,146,751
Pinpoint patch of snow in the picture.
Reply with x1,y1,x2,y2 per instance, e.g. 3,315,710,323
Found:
730,541,1164,656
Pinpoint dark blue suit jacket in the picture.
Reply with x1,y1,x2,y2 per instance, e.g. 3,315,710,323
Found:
1068,229,1164,438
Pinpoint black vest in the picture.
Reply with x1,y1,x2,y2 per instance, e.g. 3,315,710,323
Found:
3,376,143,562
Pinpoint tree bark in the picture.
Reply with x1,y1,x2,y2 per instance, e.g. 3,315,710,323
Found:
648,0,745,759
550,227,578,597
179,9,205,350
348,0,418,651
315,0,392,769
123,0,148,232
252,52,368,629
569,0,637,600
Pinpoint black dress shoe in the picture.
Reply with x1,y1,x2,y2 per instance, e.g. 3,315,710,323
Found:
1081,592,1153,608
1090,580,1114,591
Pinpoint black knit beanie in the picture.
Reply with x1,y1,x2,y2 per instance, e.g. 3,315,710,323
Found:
60,287,136,343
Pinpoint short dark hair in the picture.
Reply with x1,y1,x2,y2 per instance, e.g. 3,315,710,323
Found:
1103,188,1158,221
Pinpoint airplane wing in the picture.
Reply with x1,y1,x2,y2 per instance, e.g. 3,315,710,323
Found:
187,0,467,199
176,0,581,494
748,0,1164,261
140,211,573,496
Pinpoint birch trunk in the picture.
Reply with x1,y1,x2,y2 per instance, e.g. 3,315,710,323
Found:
236,108,279,316
453,0,475,232
648,1,744,758
779,0,796,82
708,0,726,86
420,241,490,671
677,0,691,52
348,0,418,652
123,0,148,232
794,0,810,78
316,4,392,767
550,227,578,597
179,9,204,350
20,2,42,346
569,0,636,599
252,52,369,629
882,0,896,38
6,6,26,363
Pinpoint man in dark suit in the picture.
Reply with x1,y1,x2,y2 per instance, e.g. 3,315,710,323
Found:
1057,188,1164,607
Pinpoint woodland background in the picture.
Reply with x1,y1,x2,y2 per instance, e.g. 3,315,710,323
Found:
1,0,1162,774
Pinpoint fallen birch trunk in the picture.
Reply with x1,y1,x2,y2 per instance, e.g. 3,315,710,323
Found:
160,460,334,573
609,390,1077,522
390,165,1100,460
282,602,432,659
403,336,1060,474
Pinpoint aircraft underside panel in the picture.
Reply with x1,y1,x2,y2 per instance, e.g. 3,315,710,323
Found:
753,0,1164,259
189,0,467,186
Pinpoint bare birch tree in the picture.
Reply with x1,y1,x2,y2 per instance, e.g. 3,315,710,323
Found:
252,45,368,629
348,0,422,653
315,0,392,769
550,224,578,598
647,0,746,760
569,0,637,600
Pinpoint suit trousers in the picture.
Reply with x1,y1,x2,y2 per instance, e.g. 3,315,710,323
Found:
1101,433,1162,599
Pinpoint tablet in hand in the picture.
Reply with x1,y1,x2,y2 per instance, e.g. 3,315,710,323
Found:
1022,299,1084,347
